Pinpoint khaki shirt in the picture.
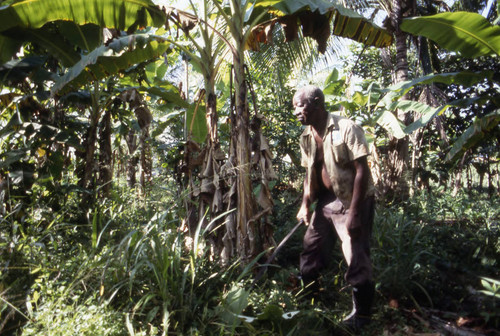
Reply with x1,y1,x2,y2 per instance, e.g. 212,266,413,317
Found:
299,113,375,208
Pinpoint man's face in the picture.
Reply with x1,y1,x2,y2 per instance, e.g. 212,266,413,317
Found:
293,93,315,125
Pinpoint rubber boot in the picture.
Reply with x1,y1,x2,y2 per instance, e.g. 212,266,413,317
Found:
342,281,375,332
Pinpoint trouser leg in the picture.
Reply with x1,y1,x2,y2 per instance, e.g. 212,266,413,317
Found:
331,196,375,329
299,192,337,283
331,196,375,286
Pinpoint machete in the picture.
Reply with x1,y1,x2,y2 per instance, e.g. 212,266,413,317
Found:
252,219,305,287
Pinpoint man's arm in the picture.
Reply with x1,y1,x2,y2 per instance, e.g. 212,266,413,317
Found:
346,155,370,237
297,172,312,225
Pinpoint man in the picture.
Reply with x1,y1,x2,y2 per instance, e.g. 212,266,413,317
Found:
293,85,376,330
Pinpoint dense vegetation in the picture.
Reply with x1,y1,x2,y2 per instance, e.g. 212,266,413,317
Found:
0,0,499,335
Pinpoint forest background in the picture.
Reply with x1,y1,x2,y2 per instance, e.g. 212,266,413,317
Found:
0,0,499,335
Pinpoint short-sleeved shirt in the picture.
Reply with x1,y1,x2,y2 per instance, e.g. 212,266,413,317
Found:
299,113,375,208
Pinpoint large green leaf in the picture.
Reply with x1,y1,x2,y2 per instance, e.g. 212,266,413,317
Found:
0,56,49,85
445,110,500,162
386,71,494,100
56,22,103,52
331,5,393,47
51,34,170,95
186,103,208,144
386,100,448,135
4,22,103,66
5,26,81,67
0,35,22,64
375,110,406,139
0,0,165,33
258,0,335,14
401,12,500,57
403,97,491,134
140,86,190,109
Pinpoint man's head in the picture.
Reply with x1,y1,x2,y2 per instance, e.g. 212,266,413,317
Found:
293,85,326,126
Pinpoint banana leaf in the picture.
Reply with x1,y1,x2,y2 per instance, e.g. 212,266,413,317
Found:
375,110,406,139
401,12,500,58
445,110,500,162
51,34,170,95
0,0,165,33
0,35,22,64
387,71,494,98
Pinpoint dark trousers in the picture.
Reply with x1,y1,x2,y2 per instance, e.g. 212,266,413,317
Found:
300,192,375,287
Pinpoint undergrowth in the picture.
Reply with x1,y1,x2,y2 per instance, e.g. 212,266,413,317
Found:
0,179,499,335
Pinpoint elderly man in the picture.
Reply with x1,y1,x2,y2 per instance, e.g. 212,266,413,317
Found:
293,85,376,330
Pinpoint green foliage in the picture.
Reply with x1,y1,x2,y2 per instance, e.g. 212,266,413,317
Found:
52,34,172,95
401,12,500,57
481,277,500,298
0,0,164,32
372,209,433,307
445,109,500,162
22,295,126,336
2,1,500,335
373,188,500,320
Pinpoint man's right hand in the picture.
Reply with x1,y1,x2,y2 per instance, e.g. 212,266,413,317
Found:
296,205,311,226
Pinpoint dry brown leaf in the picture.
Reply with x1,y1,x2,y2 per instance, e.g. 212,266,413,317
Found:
177,10,199,32
279,14,299,42
134,106,152,129
257,183,274,210
298,11,331,54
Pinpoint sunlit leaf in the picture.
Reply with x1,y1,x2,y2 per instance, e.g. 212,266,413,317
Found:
375,110,406,139
445,110,500,162
0,0,165,33
401,12,500,57
387,71,494,98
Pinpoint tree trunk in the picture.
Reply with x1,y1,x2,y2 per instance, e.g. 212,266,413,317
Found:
98,109,112,197
83,108,99,191
233,49,257,262
139,127,151,191
126,130,138,188
229,0,258,262
385,0,411,201
453,151,468,196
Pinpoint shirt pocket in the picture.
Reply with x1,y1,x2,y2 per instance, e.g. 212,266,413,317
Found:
331,142,349,165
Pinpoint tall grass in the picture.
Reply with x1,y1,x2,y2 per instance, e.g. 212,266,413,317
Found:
4,176,499,335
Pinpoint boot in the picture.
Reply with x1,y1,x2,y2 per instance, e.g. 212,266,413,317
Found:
342,281,375,332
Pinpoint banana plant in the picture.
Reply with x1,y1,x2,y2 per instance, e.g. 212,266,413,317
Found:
399,11,500,163
162,0,395,263
0,0,178,209
323,65,498,166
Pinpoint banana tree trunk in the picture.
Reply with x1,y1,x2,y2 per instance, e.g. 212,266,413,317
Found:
126,130,138,188
83,108,99,192
233,48,256,262
98,109,112,197
139,127,151,191
228,0,258,261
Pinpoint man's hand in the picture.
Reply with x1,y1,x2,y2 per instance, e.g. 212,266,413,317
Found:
346,211,362,239
296,205,311,226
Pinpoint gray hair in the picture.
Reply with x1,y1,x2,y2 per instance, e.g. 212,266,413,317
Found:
294,85,325,107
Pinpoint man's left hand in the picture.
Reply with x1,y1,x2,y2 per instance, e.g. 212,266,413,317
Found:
346,211,362,239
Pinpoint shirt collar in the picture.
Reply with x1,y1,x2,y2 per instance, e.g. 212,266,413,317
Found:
301,113,339,138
